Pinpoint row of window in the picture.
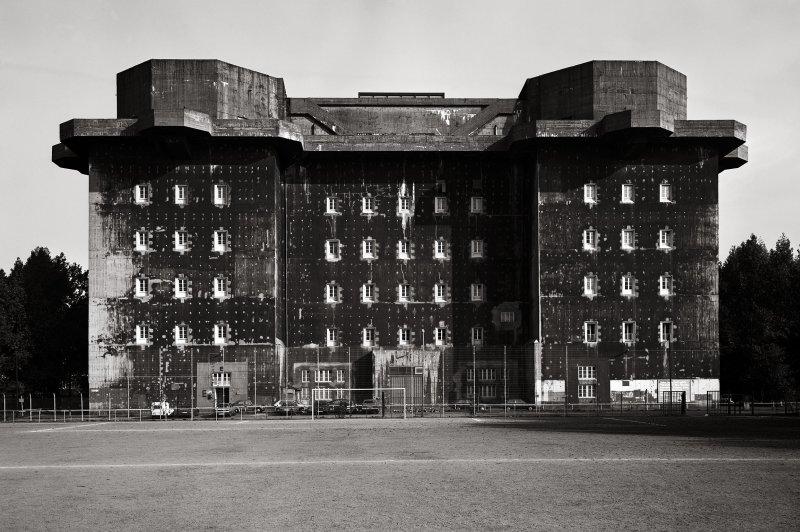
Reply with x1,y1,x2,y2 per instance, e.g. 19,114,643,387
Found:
582,228,675,252
134,323,229,345
583,182,674,204
324,195,485,216
299,369,346,384
465,368,501,381
465,384,499,398
134,276,228,299
134,229,231,254
325,238,485,261
583,273,674,298
324,282,488,304
134,184,230,206
582,320,675,345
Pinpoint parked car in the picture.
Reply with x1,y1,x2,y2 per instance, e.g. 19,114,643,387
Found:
214,403,231,417
359,398,381,415
150,401,174,417
452,399,474,411
505,398,532,411
273,400,302,416
324,399,352,416
229,400,266,416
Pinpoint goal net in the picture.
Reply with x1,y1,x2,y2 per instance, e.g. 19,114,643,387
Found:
310,387,407,420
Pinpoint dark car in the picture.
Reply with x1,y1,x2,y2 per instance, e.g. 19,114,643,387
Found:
273,400,302,416
322,399,352,416
229,400,265,416
359,398,381,415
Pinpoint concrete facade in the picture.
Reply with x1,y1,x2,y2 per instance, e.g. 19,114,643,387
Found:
53,59,747,409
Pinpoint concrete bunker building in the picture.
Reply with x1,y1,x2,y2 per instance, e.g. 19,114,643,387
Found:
53,59,747,410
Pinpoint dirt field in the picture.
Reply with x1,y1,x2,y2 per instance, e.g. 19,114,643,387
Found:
0,416,798,530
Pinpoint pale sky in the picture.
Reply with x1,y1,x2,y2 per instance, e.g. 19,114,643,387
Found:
1,0,798,269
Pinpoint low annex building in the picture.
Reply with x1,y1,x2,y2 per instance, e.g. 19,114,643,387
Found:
53,59,747,409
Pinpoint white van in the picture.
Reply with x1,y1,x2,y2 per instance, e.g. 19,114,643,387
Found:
150,402,174,417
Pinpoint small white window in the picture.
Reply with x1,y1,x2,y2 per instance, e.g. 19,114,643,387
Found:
301,370,309,383
325,282,339,304
434,239,447,259
583,229,598,251
434,196,448,214
578,384,596,399
315,369,331,383
337,369,345,383
361,283,375,303
621,274,635,297
434,327,447,346
621,183,634,204
135,324,149,345
398,196,412,214
213,184,229,206
362,238,376,259
584,321,598,344
434,283,447,303
471,326,484,346
622,321,636,344
213,277,227,299
325,239,341,261
174,277,188,299
134,184,149,204
326,328,338,347
325,196,339,215
578,365,596,380
362,196,374,214
134,230,149,252
659,274,674,297
500,311,514,324
471,283,485,302
398,327,411,346
660,183,673,203
470,196,484,214
214,323,227,345
583,274,598,297
362,327,376,347
174,324,188,345
174,185,188,205
470,239,484,259
658,229,674,250
659,321,674,344
213,230,228,253
621,228,635,250
174,230,189,252
134,277,149,298
583,183,597,204
398,284,410,302
397,239,410,260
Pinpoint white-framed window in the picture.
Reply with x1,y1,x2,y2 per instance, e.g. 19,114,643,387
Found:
480,384,497,398
659,321,674,344
325,239,341,261
301,370,309,383
362,196,374,214
434,283,447,303
583,274,598,297
621,228,635,250
500,311,514,324
621,183,635,204
135,324,149,345
398,196,412,214
361,283,375,303
213,276,227,299
174,324,188,345
336,369,345,383
134,184,150,204
471,283,485,302
325,282,339,304
325,196,339,215
583,321,598,344
622,321,636,344
174,230,189,252
134,230,149,252
658,229,674,250
434,239,448,259
434,327,447,346
578,384,596,399
315,369,331,383
325,328,338,347
211,372,231,387
583,228,598,251
397,239,410,260
174,185,188,205
434,196,448,214
621,274,635,297
398,327,411,346
470,196,484,214
470,239,484,259
660,182,673,203
659,274,674,297
583,183,597,204
361,238,376,259
134,277,149,298
213,323,227,345
213,230,228,253
466,368,474,382
480,368,496,381
398,283,410,302
174,277,188,299
578,365,596,380
362,327,376,347
471,326,484,346
314,387,331,401
213,184,229,206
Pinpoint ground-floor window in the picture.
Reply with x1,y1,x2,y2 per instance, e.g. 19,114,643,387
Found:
578,384,596,399
480,384,496,398
314,387,331,401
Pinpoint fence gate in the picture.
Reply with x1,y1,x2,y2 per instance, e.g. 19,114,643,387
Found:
388,366,423,406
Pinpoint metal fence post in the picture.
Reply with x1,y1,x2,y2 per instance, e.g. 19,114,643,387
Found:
472,345,477,417
29,393,32,422
53,393,56,423
108,393,111,421
2,393,5,423
80,392,84,422
503,346,507,419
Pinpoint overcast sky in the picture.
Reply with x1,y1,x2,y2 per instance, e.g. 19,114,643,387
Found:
1,0,797,269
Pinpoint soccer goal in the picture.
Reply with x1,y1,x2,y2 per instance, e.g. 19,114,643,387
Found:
310,387,407,420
